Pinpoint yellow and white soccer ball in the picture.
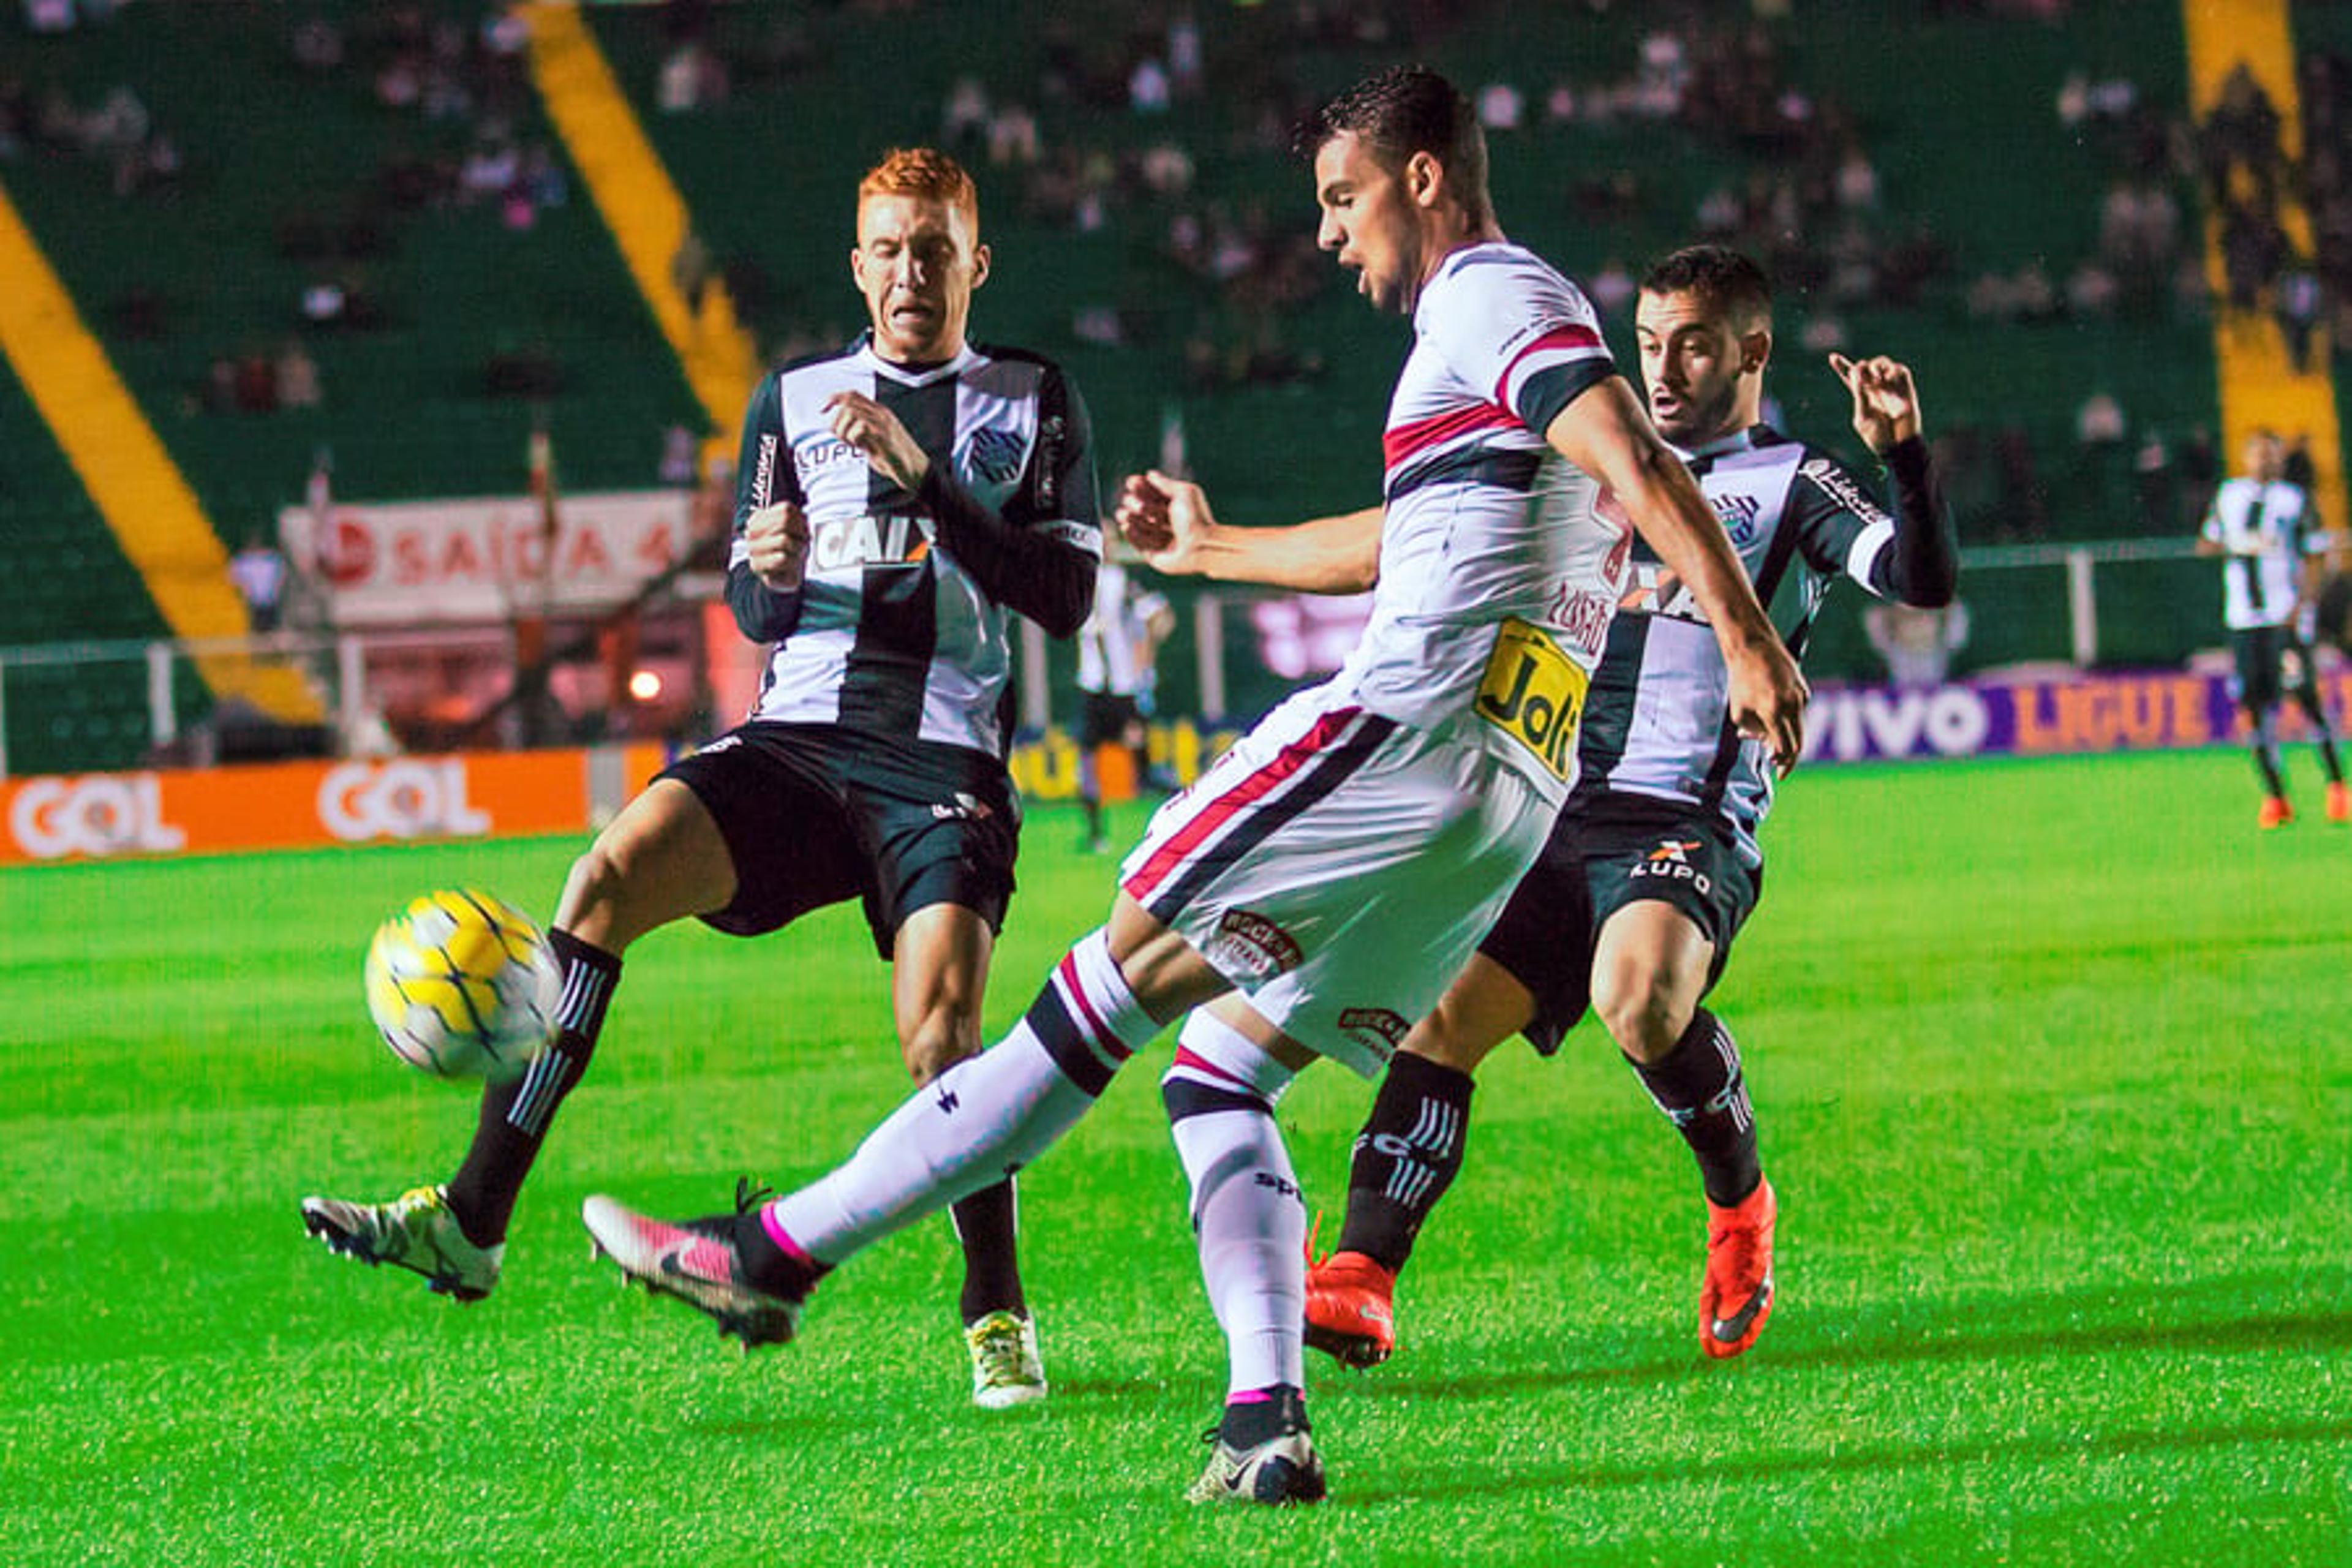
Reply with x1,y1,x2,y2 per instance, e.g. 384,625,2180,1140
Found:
364,889,559,1082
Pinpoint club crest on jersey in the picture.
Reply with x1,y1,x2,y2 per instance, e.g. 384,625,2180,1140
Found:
1476,618,1589,782
960,426,1028,485
1711,490,1763,546
1205,909,1302,982
810,513,933,572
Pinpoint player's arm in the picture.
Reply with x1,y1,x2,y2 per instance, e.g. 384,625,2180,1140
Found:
826,368,1101,637
1115,472,1382,592
1828,353,1958,608
1546,376,1808,770
725,374,810,641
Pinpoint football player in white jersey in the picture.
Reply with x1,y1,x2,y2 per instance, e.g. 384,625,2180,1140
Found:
1119,244,1957,1371
2195,428,2347,827
304,149,1099,1410
1294,245,1959,1370
577,68,1806,1505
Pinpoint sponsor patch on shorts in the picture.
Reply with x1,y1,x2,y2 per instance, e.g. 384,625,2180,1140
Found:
1205,908,1302,981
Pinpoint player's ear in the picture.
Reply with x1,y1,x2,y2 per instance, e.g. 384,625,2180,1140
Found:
1740,326,1773,377
850,243,869,292
1404,149,1443,209
970,241,990,291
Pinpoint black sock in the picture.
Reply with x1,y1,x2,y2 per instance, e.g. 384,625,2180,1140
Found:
732,1207,827,1301
1220,1384,1309,1446
2250,712,2289,797
1630,1009,1761,1209
443,929,619,1246
2296,686,2345,783
1332,1052,1473,1275
951,1178,1027,1323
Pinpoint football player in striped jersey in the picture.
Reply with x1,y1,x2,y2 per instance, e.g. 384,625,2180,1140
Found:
2195,428,2348,827
578,69,1806,1504
1292,244,1959,1370
304,148,1098,1409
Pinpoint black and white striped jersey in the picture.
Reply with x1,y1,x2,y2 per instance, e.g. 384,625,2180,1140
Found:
1576,424,1901,865
2201,477,2317,630
724,334,1102,756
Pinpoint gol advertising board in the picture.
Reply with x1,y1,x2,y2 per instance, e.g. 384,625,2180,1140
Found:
0,747,668,865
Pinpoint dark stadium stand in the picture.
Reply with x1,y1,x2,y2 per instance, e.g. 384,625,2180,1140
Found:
2,0,2345,769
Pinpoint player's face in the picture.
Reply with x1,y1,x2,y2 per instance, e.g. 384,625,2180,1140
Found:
2243,432,2281,481
851,192,989,364
1634,288,1766,447
1313,132,1425,315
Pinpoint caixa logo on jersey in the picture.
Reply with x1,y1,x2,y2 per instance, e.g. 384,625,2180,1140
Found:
318,759,491,842
810,513,933,573
9,774,187,860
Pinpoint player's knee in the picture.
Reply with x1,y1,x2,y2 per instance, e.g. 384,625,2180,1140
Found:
1593,971,1692,1065
899,1008,979,1084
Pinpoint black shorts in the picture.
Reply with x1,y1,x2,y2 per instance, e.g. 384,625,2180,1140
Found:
658,722,1020,957
2230,624,2300,709
1477,796,1763,1057
1079,690,1145,749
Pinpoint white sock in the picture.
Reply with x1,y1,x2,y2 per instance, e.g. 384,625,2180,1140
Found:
1162,1009,1306,1398
767,927,1155,1264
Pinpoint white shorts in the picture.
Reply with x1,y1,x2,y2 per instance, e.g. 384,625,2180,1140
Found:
1119,681,1556,1077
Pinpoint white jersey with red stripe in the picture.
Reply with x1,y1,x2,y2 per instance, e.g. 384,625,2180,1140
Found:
1333,240,1629,809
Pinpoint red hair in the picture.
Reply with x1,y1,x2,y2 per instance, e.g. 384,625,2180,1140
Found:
858,147,979,233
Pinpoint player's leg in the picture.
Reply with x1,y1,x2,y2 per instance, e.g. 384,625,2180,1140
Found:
1302,961,1528,1368
580,890,1225,1341
1589,898,1774,1359
301,778,735,1297
2238,629,2294,825
889,901,1047,1406
1163,1005,1326,1506
2283,637,2348,818
1310,821,1593,1367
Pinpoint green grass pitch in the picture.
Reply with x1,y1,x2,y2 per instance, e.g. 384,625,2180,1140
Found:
4,747,2346,1566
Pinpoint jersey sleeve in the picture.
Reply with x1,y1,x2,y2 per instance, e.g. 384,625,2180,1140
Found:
1789,447,1902,593
723,372,805,643
924,360,1101,637
1422,258,1616,434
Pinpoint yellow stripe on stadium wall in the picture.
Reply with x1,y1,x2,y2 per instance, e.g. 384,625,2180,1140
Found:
2181,0,2346,539
522,2,761,458
0,177,321,723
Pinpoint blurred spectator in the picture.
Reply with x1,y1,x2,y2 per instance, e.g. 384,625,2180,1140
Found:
276,339,322,409
659,423,699,486
2275,260,2322,371
1865,600,1970,688
2075,390,2125,447
229,531,291,633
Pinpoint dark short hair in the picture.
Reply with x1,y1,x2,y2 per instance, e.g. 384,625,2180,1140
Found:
1296,65,1492,224
1640,245,1774,325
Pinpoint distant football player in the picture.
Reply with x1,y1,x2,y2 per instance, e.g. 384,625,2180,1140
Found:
302,148,1100,1409
576,69,1807,1504
2195,428,2347,827
1073,557,1175,851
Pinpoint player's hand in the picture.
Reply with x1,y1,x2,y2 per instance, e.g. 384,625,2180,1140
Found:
824,391,930,494
1724,631,1809,777
1828,353,1922,454
744,499,810,590
1115,470,1219,575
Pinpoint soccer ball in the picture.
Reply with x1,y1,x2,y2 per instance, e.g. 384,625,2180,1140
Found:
364,889,559,1083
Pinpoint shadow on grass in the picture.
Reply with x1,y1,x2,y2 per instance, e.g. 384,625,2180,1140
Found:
1339,1411,2352,1505
1363,1268,2352,1399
